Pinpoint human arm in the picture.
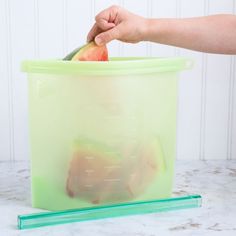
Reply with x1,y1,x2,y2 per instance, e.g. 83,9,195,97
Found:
87,5,236,54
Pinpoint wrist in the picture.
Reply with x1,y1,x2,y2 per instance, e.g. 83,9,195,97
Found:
142,18,167,42
141,18,151,41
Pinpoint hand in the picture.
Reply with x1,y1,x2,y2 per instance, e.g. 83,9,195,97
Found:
87,5,148,46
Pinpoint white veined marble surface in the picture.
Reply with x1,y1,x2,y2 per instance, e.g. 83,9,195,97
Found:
0,160,236,236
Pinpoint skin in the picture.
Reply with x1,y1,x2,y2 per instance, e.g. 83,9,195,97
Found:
87,5,236,55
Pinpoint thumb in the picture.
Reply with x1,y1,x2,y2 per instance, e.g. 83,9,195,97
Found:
95,26,120,45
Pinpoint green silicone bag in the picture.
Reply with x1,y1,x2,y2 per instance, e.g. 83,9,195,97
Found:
22,57,193,211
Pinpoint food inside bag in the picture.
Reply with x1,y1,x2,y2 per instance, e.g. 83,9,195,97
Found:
66,138,164,204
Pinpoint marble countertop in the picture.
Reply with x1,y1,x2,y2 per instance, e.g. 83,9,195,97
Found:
0,160,236,236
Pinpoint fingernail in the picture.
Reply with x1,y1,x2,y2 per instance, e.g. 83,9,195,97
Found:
95,37,102,46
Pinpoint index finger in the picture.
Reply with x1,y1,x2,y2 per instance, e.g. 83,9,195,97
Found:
87,23,102,42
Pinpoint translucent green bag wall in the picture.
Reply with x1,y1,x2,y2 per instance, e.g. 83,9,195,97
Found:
22,57,192,211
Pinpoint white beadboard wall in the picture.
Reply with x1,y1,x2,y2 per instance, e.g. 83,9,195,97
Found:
0,0,235,161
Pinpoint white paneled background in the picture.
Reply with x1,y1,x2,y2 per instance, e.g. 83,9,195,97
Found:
0,0,235,161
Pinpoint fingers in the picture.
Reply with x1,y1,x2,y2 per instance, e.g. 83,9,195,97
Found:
95,5,119,24
87,12,116,42
87,5,121,44
95,25,121,45
96,18,115,30
87,21,116,43
87,23,99,42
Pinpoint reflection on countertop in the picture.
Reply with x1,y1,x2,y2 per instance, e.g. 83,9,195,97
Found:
0,160,236,236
